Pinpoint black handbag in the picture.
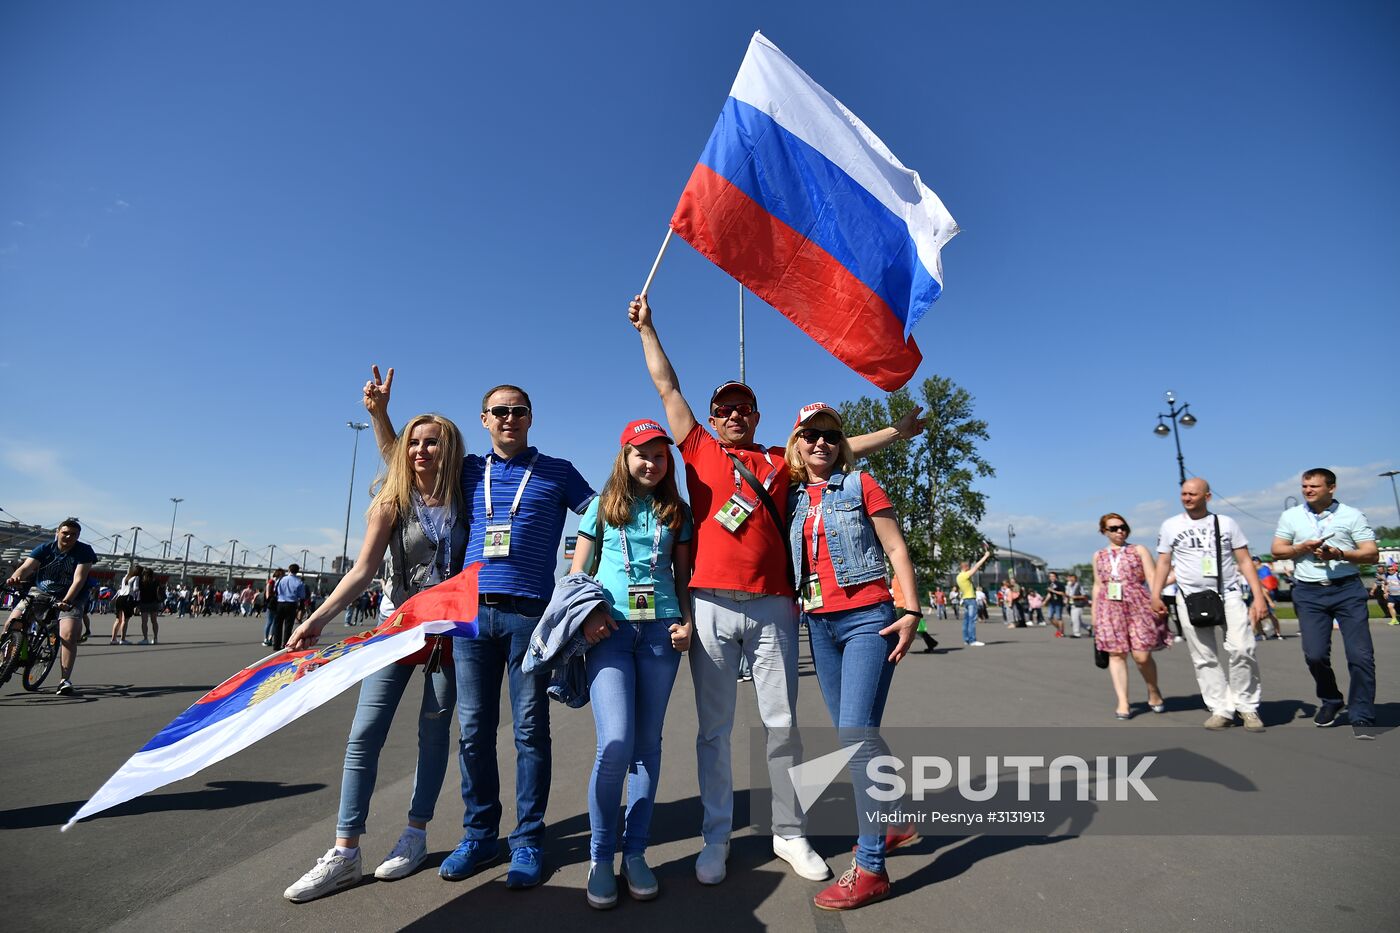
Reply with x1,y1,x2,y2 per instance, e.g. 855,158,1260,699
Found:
1182,514,1226,627
1094,647,1110,669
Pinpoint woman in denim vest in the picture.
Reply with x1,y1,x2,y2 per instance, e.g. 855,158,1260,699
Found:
784,403,921,911
569,419,694,910
281,413,468,903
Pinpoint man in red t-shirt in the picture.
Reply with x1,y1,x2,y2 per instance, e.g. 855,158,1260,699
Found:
629,295,923,887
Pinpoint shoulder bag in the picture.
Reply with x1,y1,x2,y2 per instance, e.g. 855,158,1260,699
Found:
1182,514,1226,627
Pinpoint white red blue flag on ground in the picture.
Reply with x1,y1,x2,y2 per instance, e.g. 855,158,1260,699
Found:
671,32,959,391
63,566,482,831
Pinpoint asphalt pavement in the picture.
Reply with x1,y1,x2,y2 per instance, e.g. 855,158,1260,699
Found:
2,608,1397,932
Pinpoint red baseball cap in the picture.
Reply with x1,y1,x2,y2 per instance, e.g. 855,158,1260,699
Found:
793,402,843,429
620,419,673,447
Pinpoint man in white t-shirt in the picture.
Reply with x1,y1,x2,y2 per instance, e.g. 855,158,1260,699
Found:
1150,478,1268,731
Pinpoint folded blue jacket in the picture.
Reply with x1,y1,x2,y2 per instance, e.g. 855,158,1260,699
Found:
523,572,609,708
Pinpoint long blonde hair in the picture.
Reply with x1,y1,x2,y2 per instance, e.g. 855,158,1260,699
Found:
368,413,464,520
599,444,686,531
784,412,856,485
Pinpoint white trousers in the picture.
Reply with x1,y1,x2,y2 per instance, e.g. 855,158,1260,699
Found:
1176,591,1260,715
689,589,803,843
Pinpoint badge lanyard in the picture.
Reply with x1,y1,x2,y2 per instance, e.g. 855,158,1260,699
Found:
411,489,455,582
617,509,664,583
732,450,781,496
807,486,826,564
1105,546,1125,601
484,453,539,522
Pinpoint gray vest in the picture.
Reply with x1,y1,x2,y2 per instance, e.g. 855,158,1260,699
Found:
383,504,468,608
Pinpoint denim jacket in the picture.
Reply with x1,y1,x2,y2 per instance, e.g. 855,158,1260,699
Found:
787,470,888,589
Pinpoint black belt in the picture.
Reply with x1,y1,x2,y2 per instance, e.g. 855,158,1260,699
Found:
478,592,548,615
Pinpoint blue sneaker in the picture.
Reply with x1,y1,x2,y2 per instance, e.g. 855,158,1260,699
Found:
586,860,617,909
439,837,501,881
506,845,543,889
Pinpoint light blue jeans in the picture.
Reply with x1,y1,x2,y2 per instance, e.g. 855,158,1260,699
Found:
336,659,456,838
805,600,897,875
962,598,978,643
586,618,682,860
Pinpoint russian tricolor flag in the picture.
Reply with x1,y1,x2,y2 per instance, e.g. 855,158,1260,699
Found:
63,567,482,830
672,32,959,391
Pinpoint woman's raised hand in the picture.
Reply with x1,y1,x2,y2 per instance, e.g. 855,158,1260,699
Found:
363,365,394,416
627,294,652,331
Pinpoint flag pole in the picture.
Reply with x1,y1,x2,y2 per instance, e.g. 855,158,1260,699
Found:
738,283,746,383
641,227,674,296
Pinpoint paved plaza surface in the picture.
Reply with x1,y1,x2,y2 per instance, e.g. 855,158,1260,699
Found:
3,609,1398,932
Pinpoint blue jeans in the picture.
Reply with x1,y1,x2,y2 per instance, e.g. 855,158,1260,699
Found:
336,660,456,837
805,601,897,875
1048,603,1063,621
961,598,978,643
264,607,276,642
586,619,682,861
1293,578,1375,725
453,604,551,849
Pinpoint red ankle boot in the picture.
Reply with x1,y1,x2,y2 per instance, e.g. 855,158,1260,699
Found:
813,862,890,911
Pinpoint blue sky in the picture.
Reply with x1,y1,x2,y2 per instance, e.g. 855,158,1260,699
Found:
3,1,1398,572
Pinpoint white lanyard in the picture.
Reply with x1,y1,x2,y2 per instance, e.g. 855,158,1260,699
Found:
411,491,455,580
732,449,781,493
617,507,664,582
484,452,538,521
1106,546,1124,580
1304,504,1334,540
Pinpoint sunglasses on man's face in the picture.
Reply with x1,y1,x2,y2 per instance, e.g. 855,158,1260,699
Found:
797,428,843,446
486,405,531,420
712,404,755,419
1104,524,1129,533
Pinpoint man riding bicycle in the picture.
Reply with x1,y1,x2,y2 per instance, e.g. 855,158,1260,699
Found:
5,518,97,696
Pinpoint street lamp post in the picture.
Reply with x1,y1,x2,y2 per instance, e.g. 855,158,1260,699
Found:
1153,391,1197,486
342,422,371,574
181,533,193,583
1381,470,1400,527
167,497,183,558
1006,524,1016,583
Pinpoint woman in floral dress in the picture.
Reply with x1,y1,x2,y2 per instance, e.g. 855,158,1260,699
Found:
1092,513,1168,719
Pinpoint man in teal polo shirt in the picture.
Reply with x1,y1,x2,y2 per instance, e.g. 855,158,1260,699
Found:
1272,468,1379,739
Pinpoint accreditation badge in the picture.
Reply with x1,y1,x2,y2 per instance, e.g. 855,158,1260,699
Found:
802,573,824,612
1107,582,1123,601
1201,556,1217,577
484,523,512,558
714,493,756,533
628,584,656,621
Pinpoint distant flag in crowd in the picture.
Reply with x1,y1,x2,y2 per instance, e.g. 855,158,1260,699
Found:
671,32,959,391
63,566,483,831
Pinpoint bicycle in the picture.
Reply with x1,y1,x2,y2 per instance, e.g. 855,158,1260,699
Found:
0,586,63,692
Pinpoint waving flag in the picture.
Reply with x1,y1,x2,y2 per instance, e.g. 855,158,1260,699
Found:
63,566,482,831
672,32,958,391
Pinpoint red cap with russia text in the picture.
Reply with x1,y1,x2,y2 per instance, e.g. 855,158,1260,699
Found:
620,419,673,447
793,402,843,429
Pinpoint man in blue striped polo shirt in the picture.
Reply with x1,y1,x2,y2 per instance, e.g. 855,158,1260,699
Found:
365,368,594,886
1272,468,1379,739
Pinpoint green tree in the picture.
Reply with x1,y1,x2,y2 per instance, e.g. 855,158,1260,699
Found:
839,375,995,590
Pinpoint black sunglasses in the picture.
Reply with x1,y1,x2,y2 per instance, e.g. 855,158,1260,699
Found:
712,403,755,418
486,405,531,419
1104,524,1129,533
797,428,843,445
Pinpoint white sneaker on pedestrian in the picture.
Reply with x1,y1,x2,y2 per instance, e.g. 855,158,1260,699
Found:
773,834,831,881
284,849,362,903
970,640,986,647
695,842,729,885
374,829,428,880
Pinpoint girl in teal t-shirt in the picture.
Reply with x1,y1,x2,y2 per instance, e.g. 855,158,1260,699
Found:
570,419,693,909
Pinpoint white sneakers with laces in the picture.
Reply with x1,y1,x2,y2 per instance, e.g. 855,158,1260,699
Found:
375,828,428,880
284,849,362,903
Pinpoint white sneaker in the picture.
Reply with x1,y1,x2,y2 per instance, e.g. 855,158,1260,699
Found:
773,834,831,881
284,849,362,903
374,829,428,880
970,640,986,647
695,841,729,885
